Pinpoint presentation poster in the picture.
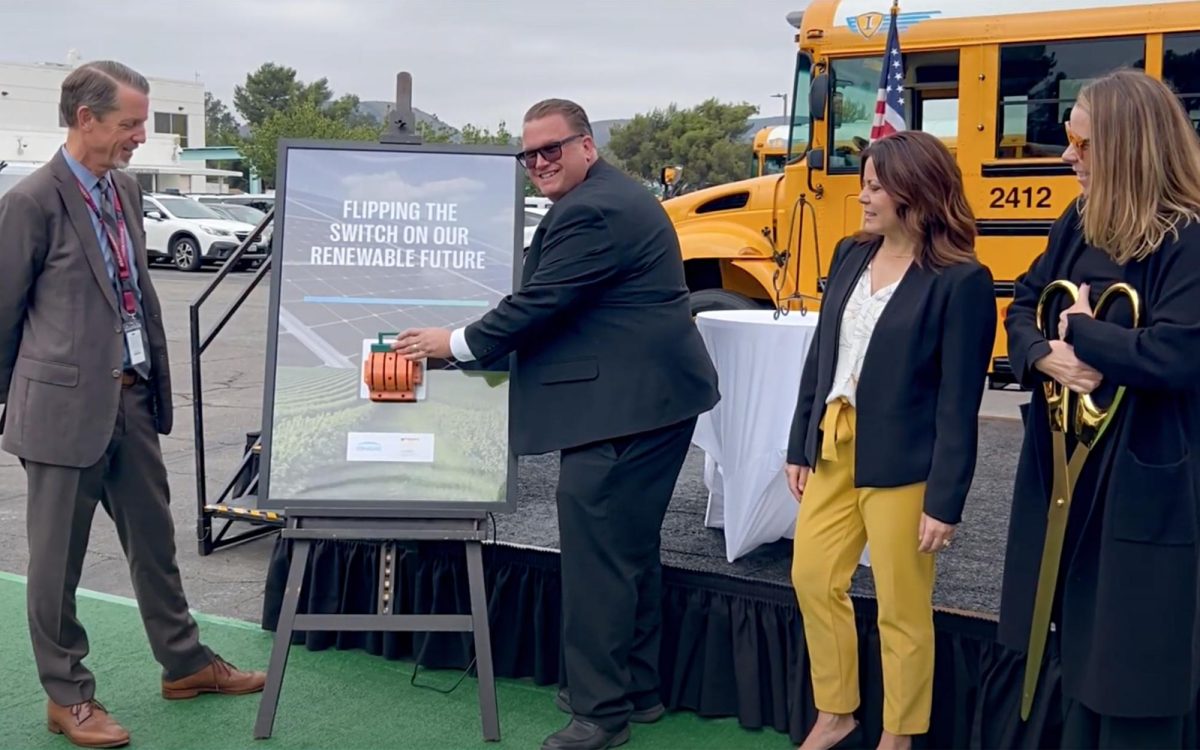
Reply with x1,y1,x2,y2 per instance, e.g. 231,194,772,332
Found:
258,141,521,513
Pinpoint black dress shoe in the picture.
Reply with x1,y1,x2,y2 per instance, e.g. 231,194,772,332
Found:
554,688,666,723
541,718,631,750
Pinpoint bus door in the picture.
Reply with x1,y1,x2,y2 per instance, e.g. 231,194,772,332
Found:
823,51,962,242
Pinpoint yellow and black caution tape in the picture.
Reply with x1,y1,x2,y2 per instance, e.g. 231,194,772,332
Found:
204,505,283,524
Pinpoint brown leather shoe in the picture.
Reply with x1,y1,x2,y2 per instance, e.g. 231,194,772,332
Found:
161,655,267,699
47,699,130,748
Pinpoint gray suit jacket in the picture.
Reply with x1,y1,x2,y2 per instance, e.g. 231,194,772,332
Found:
0,150,173,468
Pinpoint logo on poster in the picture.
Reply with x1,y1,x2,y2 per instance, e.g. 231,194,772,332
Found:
346,432,436,462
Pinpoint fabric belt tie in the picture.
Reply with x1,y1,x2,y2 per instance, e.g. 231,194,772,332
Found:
821,398,853,463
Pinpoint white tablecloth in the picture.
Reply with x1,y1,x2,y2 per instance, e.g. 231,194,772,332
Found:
692,309,870,566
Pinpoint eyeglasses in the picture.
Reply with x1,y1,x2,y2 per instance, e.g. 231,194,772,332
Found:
1064,123,1090,153
515,134,585,168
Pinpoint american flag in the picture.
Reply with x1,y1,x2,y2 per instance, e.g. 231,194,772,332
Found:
870,8,906,142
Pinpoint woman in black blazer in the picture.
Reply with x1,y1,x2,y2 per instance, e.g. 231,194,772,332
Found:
785,130,996,750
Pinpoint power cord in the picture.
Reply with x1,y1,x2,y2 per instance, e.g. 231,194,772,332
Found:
410,655,478,695
407,510,496,695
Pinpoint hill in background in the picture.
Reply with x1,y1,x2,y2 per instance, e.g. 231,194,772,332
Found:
354,101,793,146
355,100,457,135
590,115,791,147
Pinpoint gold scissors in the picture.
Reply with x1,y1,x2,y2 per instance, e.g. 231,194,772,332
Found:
1020,279,1141,720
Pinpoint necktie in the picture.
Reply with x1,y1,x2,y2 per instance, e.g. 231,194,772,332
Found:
100,180,152,379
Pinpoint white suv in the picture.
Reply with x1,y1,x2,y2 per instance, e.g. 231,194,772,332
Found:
141,194,263,271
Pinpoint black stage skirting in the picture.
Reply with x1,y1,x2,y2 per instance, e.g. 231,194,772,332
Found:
261,538,1109,748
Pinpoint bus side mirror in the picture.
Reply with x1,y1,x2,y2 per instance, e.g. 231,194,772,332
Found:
809,72,829,121
807,149,825,171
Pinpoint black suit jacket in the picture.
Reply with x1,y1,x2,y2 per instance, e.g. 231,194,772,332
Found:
464,159,719,455
786,235,997,524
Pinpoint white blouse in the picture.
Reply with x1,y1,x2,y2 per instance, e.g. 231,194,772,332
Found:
825,264,900,406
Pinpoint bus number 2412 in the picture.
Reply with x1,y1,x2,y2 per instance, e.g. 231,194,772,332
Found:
990,186,1052,209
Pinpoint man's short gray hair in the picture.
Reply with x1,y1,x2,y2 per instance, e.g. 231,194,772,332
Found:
523,98,593,138
59,61,150,127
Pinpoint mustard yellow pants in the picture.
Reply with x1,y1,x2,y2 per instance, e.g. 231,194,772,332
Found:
791,399,935,736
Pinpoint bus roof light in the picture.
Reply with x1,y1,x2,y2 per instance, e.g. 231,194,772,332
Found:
786,2,811,29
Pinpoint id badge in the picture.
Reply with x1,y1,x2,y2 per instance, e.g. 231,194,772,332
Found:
123,320,147,366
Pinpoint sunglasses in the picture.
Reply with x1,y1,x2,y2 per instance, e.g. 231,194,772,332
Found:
515,134,585,168
1064,123,1090,153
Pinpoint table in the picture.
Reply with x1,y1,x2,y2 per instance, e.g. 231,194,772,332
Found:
692,309,870,567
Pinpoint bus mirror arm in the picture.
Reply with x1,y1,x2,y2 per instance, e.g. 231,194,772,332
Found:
804,68,829,199
767,174,787,250
806,148,825,199
771,192,824,317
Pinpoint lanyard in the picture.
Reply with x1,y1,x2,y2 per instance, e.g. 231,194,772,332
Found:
76,179,137,317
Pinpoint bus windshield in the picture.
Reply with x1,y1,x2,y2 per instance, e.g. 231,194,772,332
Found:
788,52,813,160
763,155,788,175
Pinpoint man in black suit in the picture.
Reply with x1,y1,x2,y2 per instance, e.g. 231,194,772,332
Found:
394,98,719,750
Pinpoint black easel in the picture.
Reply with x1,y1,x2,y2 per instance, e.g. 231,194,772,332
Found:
252,510,499,741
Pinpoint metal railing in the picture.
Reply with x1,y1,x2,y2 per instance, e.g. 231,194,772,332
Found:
188,209,281,555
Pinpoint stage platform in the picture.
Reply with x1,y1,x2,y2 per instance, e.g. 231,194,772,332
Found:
259,416,1194,748
490,417,1024,618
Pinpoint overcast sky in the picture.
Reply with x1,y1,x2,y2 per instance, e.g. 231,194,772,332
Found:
3,0,805,129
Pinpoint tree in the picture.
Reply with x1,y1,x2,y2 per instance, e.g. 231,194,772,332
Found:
607,99,759,189
234,63,304,128
415,121,454,143
414,120,515,145
458,122,515,145
242,100,382,188
233,63,378,130
326,94,380,128
204,92,242,147
297,77,334,110
203,93,248,191
597,144,627,172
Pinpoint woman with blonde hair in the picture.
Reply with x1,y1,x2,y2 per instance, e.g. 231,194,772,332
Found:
785,130,996,750
999,68,1200,748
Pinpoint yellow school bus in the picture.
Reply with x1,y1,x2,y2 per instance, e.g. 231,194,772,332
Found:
751,126,791,177
663,0,1200,388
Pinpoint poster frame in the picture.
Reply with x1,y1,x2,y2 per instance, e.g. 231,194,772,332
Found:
255,138,524,516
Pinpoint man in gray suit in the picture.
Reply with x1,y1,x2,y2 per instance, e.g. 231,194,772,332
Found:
0,60,264,749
